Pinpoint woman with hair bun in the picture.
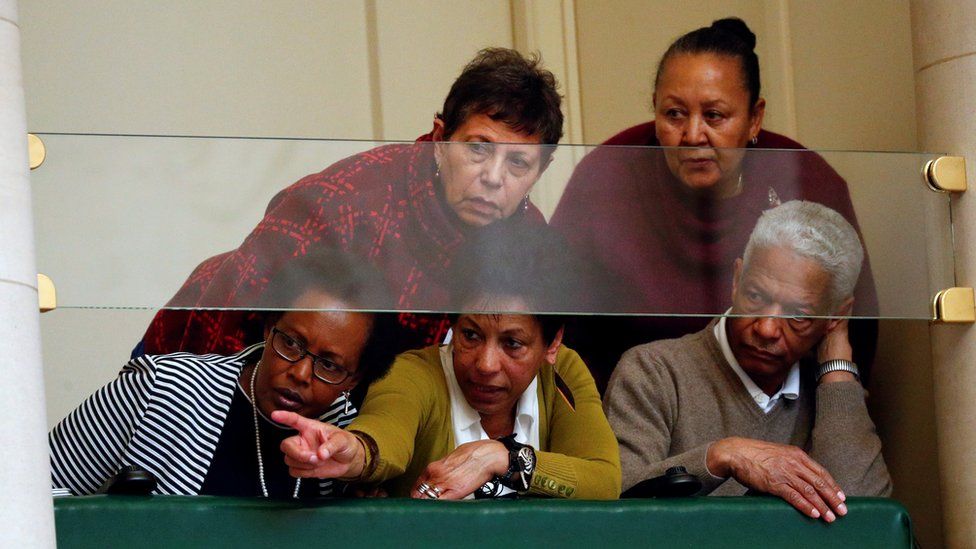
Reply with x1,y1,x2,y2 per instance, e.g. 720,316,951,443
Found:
551,18,877,392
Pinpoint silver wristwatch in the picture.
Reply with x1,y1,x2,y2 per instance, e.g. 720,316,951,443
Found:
817,359,860,383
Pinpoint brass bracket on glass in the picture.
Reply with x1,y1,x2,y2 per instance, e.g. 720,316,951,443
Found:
29,134,46,170
933,287,975,323
38,274,57,313
923,156,967,193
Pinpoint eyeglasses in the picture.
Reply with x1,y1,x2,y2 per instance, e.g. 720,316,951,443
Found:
270,326,352,385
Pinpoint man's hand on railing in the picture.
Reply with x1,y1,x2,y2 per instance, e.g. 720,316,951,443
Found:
707,437,848,522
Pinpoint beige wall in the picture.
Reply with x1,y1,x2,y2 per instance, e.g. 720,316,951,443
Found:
22,0,376,138
912,1,976,546
788,1,918,151
574,0,800,142
371,0,513,140
574,0,919,151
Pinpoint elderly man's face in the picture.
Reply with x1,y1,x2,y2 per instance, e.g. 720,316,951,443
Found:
727,246,845,389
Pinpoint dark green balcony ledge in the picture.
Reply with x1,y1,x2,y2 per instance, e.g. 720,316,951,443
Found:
54,495,912,548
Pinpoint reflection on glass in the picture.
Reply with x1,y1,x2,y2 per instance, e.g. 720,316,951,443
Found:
32,136,952,326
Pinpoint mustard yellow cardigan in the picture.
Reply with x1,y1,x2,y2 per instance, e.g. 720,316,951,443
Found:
349,345,621,499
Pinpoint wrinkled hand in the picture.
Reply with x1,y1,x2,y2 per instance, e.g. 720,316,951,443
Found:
410,440,509,500
708,437,847,522
273,410,365,481
817,318,852,363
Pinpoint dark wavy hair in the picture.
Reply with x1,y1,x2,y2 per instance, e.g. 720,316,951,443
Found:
656,17,762,108
257,249,398,387
438,48,563,148
447,223,590,347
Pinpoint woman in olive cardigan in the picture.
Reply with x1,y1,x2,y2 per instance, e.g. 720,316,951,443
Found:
275,225,621,500
276,317,620,500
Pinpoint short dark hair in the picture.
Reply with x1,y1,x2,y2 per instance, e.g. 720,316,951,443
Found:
656,17,761,107
257,249,398,387
448,223,583,347
438,48,564,146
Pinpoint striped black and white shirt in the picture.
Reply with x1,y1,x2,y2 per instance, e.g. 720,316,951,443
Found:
49,343,356,497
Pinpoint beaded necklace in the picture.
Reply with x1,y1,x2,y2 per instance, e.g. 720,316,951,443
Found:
249,361,301,499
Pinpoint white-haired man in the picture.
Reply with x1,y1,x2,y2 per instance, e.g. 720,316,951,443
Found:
604,200,891,522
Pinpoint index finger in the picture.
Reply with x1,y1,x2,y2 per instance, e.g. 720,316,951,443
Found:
797,458,847,516
272,410,319,432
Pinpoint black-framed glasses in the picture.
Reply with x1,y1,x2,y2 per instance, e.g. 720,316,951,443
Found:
270,326,352,385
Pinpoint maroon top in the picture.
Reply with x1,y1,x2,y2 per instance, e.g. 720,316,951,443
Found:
551,122,878,391
143,136,546,356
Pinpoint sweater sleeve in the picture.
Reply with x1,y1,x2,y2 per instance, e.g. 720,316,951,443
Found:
529,348,621,499
604,345,726,494
808,381,892,496
48,356,158,495
347,352,435,484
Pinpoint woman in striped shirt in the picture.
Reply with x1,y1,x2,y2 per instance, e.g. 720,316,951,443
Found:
49,249,397,498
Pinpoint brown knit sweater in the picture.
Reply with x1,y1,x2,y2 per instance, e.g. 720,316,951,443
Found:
604,321,892,496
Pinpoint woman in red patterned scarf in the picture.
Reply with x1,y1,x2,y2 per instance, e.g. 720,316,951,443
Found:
142,47,564,357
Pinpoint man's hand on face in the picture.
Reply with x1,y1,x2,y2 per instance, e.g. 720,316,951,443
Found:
707,437,848,522
816,318,857,384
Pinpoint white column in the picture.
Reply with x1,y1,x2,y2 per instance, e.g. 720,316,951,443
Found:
0,1,56,547
510,0,584,219
912,1,976,547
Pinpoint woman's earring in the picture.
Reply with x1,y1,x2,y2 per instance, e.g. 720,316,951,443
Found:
521,195,530,212
750,135,759,145
342,391,352,414
434,162,441,179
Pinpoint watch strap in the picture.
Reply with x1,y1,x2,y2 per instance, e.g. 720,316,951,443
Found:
496,434,535,493
817,359,859,383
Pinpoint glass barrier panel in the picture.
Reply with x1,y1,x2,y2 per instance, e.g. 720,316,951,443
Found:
32,134,952,322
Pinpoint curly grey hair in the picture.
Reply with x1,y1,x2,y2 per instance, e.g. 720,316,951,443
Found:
742,200,864,310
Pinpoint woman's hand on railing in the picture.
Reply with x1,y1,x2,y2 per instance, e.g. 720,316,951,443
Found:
410,440,509,500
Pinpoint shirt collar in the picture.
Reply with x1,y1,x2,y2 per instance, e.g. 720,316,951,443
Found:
714,312,800,409
232,341,266,362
